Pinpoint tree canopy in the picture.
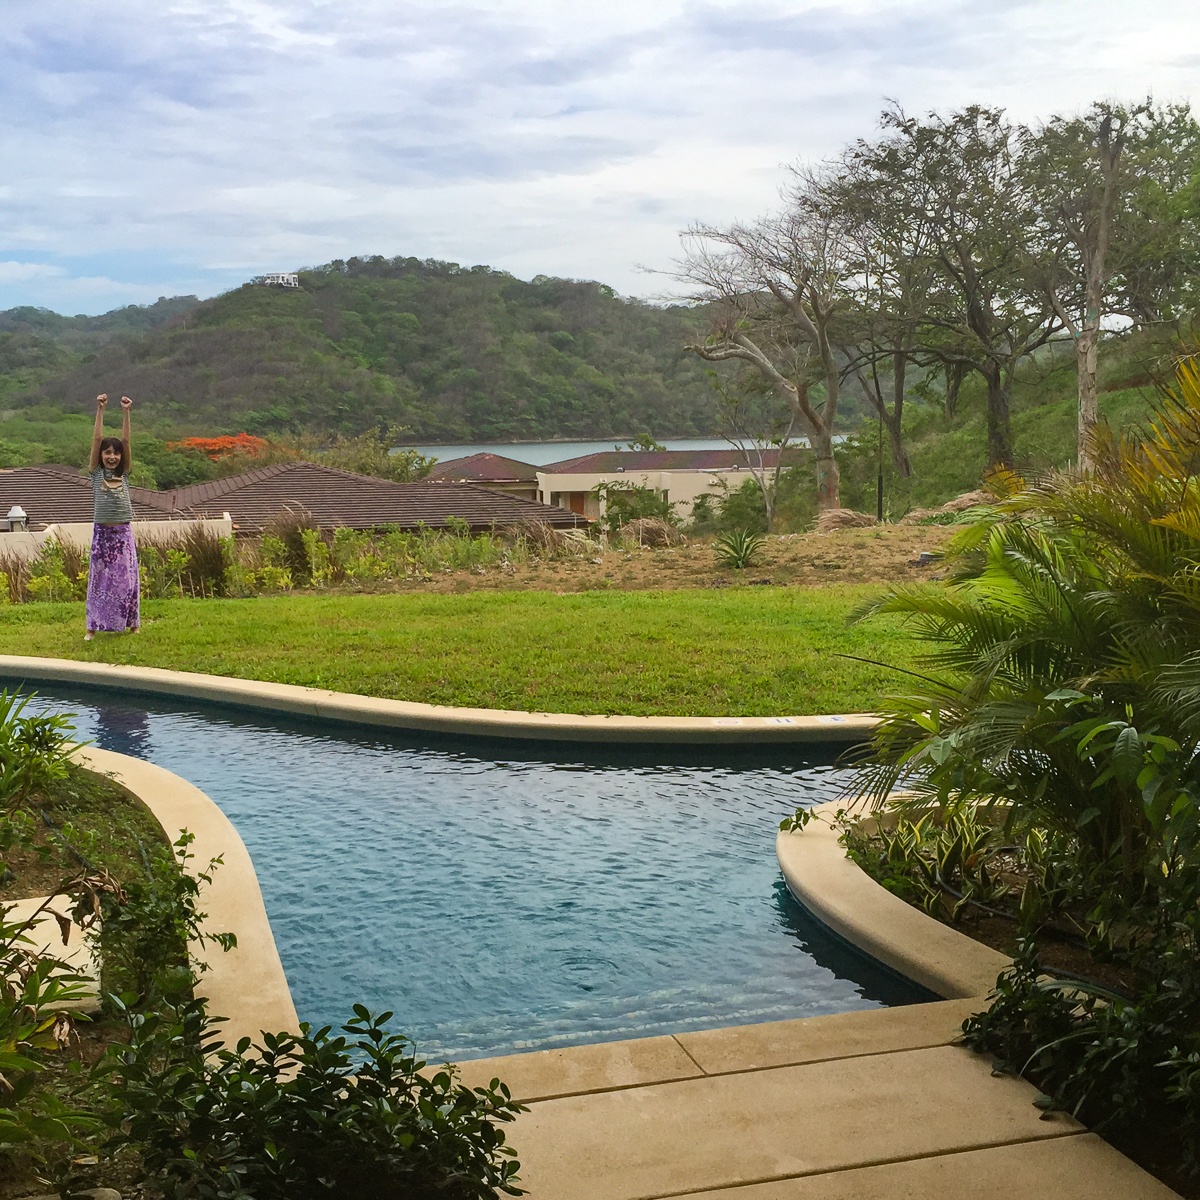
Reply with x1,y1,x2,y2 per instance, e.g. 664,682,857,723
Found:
2,258,720,442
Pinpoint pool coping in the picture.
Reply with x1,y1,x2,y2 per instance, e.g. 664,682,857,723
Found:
73,746,299,1047
776,800,1011,999
0,654,877,745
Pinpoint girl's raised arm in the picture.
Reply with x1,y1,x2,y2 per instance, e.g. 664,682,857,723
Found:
120,395,133,467
89,393,108,471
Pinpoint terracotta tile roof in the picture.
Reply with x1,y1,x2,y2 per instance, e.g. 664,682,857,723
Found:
425,453,539,483
162,461,589,533
541,448,806,472
0,465,176,528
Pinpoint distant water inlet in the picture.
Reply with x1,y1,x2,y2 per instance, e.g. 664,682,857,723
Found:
19,683,928,1060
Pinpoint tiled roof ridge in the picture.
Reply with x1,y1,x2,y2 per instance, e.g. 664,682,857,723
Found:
2,462,175,512
164,459,462,508
161,461,298,506
425,452,540,481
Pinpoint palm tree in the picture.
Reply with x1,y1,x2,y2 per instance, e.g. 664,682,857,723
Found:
853,354,1200,882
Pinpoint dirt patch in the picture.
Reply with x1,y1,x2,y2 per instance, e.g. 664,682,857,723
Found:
373,525,953,597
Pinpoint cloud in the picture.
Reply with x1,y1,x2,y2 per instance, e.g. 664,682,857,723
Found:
0,262,68,283
0,0,1194,312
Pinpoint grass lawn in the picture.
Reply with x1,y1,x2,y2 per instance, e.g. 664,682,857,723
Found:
0,585,922,717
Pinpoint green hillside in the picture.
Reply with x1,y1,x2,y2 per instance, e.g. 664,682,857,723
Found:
0,257,1178,518
0,296,200,405
8,257,718,441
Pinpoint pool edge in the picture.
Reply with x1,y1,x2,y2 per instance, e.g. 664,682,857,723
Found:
0,655,877,745
75,746,300,1047
775,800,1011,1000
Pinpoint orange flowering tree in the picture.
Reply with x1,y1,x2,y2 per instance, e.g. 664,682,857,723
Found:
169,433,272,461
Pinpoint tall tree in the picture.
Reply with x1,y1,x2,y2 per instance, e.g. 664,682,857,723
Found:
677,188,850,510
817,159,939,478
846,106,1058,470
1022,101,1200,466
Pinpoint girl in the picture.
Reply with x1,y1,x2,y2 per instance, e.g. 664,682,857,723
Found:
85,393,140,640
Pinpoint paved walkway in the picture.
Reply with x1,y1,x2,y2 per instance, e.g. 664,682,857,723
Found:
456,1000,1179,1199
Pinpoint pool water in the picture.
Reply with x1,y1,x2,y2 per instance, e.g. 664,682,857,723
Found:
16,682,929,1061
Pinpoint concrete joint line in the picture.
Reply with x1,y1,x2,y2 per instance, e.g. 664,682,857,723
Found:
669,1035,707,1076
628,1128,1089,1200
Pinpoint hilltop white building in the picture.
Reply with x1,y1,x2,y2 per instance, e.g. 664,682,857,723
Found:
255,272,301,288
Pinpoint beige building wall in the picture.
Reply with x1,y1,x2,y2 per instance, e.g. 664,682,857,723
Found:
536,468,757,521
0,516,234,562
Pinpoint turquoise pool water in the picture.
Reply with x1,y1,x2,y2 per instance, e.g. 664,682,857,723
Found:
17,683,930,1061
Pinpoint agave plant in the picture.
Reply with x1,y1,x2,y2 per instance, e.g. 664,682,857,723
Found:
850,355,1200,884
714,528,765,570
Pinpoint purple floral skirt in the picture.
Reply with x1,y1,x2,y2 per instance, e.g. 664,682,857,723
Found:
87,523,140,633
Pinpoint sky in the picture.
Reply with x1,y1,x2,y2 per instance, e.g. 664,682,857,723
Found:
1,0,1197,314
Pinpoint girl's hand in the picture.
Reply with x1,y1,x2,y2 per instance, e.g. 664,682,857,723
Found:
96,393,108,407
119,395,133,409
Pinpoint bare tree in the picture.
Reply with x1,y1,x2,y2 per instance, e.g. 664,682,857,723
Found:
677,193,850,510
815,153,943,477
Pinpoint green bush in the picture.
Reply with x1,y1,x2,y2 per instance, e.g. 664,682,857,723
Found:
713,529,764,570
105,999,525,1200
845,355,1200,1170
0,689,73,810
98,831,235,1005
593,480,677,534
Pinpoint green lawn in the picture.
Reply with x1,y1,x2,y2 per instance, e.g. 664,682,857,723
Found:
0,586,922,717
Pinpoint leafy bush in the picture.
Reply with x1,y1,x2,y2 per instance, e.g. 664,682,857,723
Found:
105,999,525,1200
846,355,1200,1174
138,527,234,599
593,480,677,534
25,540,86,603
0,882,108,1186
839,805,1010,920
0,690,73,810
713,528,764,569
99,830,235,1005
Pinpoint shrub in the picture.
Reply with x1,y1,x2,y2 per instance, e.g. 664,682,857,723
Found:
263,506,319,584
25,541,86,603
98,830,235,1005
0,882,109,1188
593,480,677,533
846,354,1200,1172
181,526,234,598
713,528,764,569
0,690,73,810
0,551,30,604
105,1000,526,1200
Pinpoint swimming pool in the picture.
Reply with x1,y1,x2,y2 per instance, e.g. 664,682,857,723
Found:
17,681,928,1061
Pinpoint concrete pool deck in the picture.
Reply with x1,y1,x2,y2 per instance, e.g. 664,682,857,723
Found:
456,1002,1179,1199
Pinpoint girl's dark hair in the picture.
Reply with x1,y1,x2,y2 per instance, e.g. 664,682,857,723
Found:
98,437,129,477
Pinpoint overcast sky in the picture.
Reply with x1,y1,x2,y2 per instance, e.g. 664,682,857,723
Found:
1,0,1196,314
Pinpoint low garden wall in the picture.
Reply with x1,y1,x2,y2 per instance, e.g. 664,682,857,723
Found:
0,516,234,562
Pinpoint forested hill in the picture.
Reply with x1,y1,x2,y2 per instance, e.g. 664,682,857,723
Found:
5,257,720,440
